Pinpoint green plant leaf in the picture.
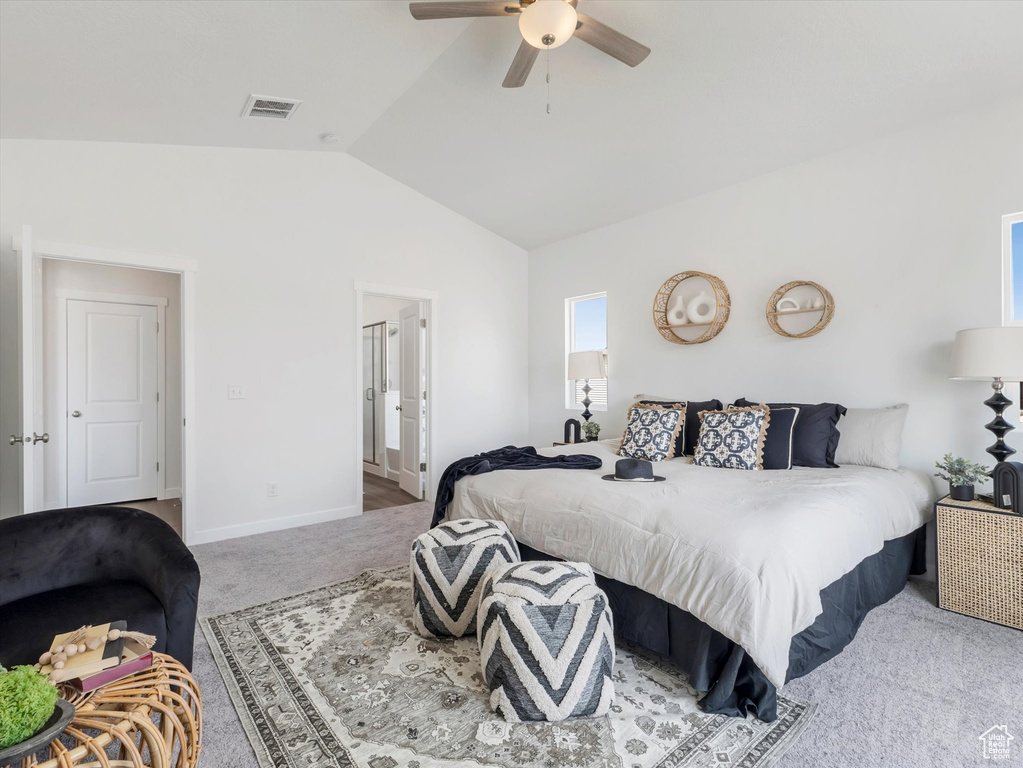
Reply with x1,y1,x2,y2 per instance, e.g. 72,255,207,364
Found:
0,666,58,748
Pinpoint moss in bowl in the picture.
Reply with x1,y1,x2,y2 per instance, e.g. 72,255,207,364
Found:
0,665,59,749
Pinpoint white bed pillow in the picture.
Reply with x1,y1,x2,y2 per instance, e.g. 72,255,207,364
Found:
835,404,908,470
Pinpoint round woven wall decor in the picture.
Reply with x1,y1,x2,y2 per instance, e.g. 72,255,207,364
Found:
766,280,835,338
652,271,731,345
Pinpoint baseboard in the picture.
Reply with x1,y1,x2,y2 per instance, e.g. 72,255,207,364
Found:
188,504,360,546
363,460,385,479
159,487,182,500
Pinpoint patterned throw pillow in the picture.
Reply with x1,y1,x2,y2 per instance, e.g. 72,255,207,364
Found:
693,406,771,470
618,405,685,461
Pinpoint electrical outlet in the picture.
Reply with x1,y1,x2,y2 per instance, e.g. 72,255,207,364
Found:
267,482,279,498
228,385,246,400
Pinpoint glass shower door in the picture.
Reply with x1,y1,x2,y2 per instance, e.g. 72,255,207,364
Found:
362,324,384,465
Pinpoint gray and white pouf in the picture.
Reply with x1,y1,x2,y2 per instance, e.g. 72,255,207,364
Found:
477,561,616,722
410,518,520,638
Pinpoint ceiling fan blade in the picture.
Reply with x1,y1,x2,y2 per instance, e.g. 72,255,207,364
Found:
502,40,539,88
574,13,650,67
409,1,518,20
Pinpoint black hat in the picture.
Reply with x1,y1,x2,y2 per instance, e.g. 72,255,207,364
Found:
601,458,665,482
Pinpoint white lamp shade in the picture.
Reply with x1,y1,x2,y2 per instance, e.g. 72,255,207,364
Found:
568,350,607,381
518,0,578,49
950,327,1023,381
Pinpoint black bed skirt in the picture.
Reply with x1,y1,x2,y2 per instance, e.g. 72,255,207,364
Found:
518,525,927,722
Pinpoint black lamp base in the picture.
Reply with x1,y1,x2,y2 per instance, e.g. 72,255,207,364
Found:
580,380,593,422
985,378,1016,463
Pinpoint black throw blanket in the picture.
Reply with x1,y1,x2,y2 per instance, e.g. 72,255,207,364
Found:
431,445,602,527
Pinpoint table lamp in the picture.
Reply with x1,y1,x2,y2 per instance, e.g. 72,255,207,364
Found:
567,350,607,422
950,327,1023,462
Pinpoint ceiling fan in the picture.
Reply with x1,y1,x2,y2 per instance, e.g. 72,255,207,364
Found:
409,0,651,88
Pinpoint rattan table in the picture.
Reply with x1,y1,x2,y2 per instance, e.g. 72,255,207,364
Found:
20,654,202,768
935,494,1023,631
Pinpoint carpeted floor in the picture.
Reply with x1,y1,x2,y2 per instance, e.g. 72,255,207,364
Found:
190,502,1023,768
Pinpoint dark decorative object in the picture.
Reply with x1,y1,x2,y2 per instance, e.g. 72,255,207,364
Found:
0,507,201,670
0,699,75,766
563,419,581,444
601,458,665,482
950,484,976,502
992,461,1023,513
983,382,1016,463
950,327,1023,463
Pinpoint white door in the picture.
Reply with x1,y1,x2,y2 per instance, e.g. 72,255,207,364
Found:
398,302,424,499
67,300,159,506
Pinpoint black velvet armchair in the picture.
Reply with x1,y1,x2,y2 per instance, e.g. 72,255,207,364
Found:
0,507,200,670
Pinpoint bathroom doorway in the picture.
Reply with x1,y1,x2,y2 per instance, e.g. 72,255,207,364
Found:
358,291,430,511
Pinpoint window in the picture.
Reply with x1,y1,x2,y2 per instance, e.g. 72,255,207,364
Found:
1004,212,1023,326
566,293,608,410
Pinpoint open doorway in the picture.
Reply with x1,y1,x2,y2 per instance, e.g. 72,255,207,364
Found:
42,259,184,535
6,228,197,543
357,288,432,512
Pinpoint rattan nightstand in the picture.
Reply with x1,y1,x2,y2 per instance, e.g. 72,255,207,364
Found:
935,495,1023,630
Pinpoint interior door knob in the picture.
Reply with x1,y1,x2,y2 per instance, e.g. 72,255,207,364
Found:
8,435,25,445
32,432,49,444
395,405,402,411
71,410,82,418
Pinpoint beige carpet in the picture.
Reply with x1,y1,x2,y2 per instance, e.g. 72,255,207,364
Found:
189,502,1022,767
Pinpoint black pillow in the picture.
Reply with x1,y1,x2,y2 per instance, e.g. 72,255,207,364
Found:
734,399,847,468
761,407,799,470
639,398,723,456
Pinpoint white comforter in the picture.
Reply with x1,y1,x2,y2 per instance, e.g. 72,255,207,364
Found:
446,440,935,687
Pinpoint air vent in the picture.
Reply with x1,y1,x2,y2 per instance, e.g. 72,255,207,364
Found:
242,94,302,120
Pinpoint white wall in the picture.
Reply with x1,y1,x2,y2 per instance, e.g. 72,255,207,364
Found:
0,140,528,540
40,259,183,505
528,98,1023,475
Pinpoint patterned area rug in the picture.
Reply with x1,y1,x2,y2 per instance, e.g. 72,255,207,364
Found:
202,568,815,768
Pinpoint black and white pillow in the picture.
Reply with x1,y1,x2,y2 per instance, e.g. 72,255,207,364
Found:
761,406,800,470
636,398,722,456
619,405,685,461
694,406,770,470
734,399,847,468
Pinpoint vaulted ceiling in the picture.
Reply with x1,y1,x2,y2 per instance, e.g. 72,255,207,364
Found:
3,0,1022,249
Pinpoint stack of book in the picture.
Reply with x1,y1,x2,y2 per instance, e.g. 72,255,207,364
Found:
38,621,154,693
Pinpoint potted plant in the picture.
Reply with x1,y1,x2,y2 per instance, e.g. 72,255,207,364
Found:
581,421,601,442
934,453,991,502
0,665,74,765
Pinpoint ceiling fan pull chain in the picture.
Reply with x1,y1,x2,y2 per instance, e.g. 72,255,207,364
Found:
546,44,551,114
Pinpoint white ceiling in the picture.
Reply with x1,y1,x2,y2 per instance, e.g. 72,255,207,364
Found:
3,0,1022,249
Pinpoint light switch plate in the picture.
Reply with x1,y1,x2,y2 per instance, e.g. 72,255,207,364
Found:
267,482,279,497
228,385,246,400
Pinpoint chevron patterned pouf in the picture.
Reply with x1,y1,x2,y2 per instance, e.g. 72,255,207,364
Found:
410,519,521,638
477,561,616,723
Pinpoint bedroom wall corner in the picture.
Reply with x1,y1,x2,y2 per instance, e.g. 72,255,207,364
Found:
0,139,530,542
526,97,1023,483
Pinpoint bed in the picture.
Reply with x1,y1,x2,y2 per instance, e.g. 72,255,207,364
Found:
443,439,935,720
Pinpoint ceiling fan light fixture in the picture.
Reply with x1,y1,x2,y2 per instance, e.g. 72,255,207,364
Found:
518,0,577,49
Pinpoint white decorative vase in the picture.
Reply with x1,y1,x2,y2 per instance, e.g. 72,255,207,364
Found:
777,297,800,313
667,293,688,325
686,291,716,324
